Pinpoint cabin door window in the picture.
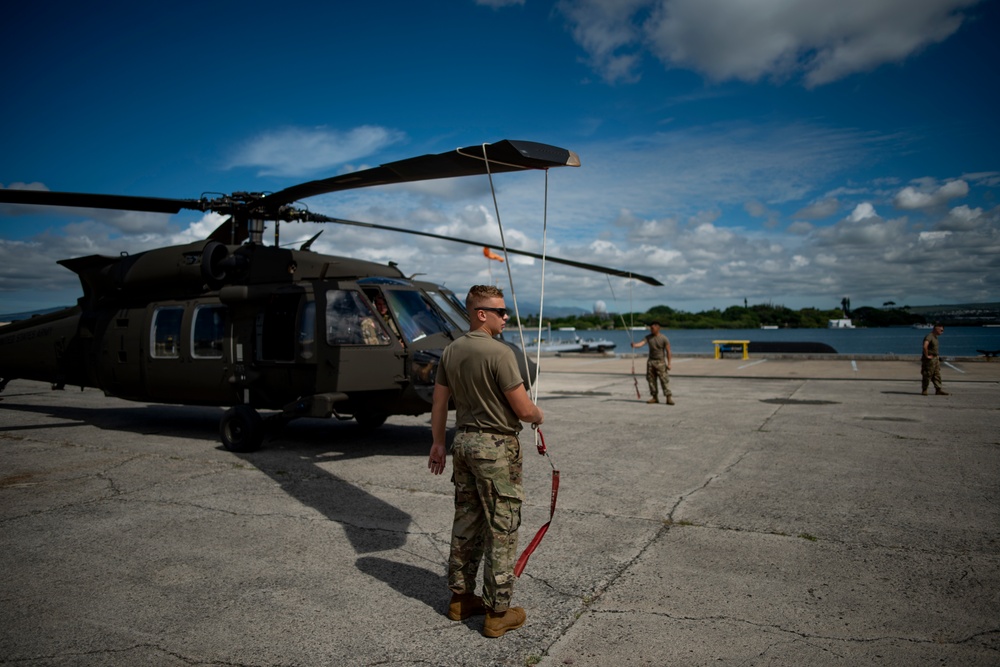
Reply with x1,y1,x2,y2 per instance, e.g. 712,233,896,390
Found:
151,307,184,358
191,305,226,359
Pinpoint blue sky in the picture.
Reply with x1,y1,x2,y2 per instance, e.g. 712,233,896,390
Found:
1,0,998,316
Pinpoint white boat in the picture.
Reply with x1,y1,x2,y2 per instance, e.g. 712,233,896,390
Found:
577,336,617,352
518,324,584,355
760,325,778,330
521,339,585,355
517,324,615,355
828,318,855,329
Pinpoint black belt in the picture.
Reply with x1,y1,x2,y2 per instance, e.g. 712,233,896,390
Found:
458,426,518,436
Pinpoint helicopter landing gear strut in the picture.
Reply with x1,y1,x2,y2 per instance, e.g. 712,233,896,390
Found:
219,404,264,453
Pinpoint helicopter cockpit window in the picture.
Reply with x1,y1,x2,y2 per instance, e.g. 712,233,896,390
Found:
324,290,391,346
384,290,452,342
192,305,226,359
151,306,184,358
425,290,468,332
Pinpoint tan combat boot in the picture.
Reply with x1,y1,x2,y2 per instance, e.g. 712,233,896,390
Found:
482,607,526,638
665,395,675,405
447,592,488,621
646,397,659,404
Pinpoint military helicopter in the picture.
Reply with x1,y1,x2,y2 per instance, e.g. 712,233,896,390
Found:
0,139,661,452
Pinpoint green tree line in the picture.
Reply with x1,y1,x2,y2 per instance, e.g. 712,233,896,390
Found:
519,303,927,330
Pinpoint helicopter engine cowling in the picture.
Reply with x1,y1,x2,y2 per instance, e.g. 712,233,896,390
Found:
109,240,231,293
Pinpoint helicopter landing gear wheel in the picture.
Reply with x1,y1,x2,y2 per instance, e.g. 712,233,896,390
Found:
220,405,264,452
354,412,388,429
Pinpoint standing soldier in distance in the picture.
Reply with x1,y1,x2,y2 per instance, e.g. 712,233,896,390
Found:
921,323,949,395
427,284,544,638
632,321,674,405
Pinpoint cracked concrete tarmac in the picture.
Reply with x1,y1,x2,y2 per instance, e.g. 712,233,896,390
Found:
1,358,998,666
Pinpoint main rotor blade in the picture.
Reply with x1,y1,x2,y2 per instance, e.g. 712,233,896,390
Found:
309,214,663,286
0,188,202,215
257,140,580,210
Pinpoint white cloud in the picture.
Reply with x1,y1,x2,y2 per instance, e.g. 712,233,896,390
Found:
937,204,983,231
559,0,983,86
794,197,840,220
847,202,878,222
226,125,406,178
894,179,969,209
919,230,952,245
557,0,650,84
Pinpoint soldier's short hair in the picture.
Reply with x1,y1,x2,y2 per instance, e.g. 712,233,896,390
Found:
466,284,504,309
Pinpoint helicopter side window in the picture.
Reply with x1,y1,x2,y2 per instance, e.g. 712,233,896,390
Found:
151,306,184,358
191,305,226,359
324,289,391,346
384,291,452,342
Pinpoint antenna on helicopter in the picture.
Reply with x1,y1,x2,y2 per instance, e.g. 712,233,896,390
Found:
299,230,323,251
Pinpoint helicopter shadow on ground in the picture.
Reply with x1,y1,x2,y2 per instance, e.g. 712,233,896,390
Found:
237,419,432,553
262,416,431,460
0,399,223,442
238,422,449,609
1,396,445,606
0,397,423,555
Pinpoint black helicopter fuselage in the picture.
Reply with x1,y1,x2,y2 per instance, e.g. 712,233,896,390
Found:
0,240,491,439
0,139,625,451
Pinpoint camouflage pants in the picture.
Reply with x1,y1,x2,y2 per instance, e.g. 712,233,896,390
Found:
921,357,942,391
449,431,524,612
646,360,671,399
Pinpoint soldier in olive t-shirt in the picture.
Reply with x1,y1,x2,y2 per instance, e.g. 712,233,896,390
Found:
427,285,543,638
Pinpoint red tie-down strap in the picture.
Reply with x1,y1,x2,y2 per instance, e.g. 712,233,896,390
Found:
514,428,560,577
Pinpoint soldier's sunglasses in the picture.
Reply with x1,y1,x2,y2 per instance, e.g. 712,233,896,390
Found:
478,307,509,318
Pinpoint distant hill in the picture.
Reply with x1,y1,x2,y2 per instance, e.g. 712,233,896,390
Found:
512,303,589,318
0,306,70,323
905,302,1000,325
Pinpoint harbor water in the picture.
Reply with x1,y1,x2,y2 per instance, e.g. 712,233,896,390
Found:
505,326,1000,357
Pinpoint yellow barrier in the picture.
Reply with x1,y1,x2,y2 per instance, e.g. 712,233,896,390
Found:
713,340,750,360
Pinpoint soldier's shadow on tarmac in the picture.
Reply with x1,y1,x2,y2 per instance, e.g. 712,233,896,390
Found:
356,557,448,616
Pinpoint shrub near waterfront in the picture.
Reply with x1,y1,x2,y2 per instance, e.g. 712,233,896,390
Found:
520,303,858,330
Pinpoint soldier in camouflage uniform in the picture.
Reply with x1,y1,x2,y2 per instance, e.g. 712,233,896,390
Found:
631,321,674,405
428,285,544,638
921,323,949,395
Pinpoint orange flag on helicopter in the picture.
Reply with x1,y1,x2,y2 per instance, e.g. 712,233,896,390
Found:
483,247,505,262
